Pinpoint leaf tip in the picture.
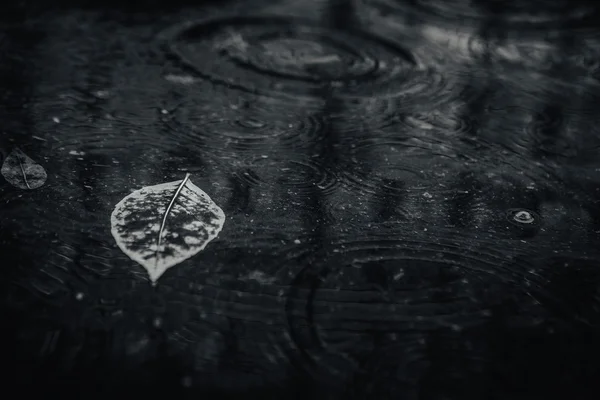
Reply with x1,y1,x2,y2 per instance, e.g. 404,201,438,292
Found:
146,262,169,285
148,269,163,285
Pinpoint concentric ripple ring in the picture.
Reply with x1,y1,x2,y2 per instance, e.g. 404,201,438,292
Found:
159,15,425,100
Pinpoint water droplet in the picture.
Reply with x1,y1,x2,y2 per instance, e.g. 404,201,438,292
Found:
164,74,197,85
94,90,110,99
238,118,265,129
513,210,535,224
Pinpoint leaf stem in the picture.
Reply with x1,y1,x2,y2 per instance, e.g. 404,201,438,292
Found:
155,173,190,267
16,149,31,189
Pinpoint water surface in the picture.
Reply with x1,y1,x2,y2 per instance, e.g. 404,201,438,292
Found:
2,0,600,398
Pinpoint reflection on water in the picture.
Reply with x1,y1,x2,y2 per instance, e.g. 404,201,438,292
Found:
2,0,600,398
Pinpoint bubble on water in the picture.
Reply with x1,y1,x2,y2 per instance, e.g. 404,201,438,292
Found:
506,208,540,227
514,210,534,224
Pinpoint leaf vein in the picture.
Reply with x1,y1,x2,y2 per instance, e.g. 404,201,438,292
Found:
17,150,31,189
155,173,191,266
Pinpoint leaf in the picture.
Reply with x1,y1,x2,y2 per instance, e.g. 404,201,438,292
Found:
1,148,47,189
110,173,226,285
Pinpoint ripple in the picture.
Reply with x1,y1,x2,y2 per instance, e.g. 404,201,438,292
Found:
280,230,546,378
361,0,598,29
523,108,592,161
409,16,600,80
33,89,185,159
1,189,127,308
329,98,399,134
506,208,541,228
328,95,460,138
484,39,599,76
398,106,476,136
236,156,339,195
322,186,376,230
336,138,450,199
136,228,535,380
102,224,553,383
323,185,459,231
160,15,451,101
440,168,553,236
166,98,328,153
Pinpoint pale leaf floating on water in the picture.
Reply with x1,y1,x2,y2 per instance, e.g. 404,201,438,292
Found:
110,173,226,285
0,148,47,189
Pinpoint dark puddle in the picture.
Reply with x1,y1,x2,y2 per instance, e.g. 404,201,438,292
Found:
2,0,600,398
